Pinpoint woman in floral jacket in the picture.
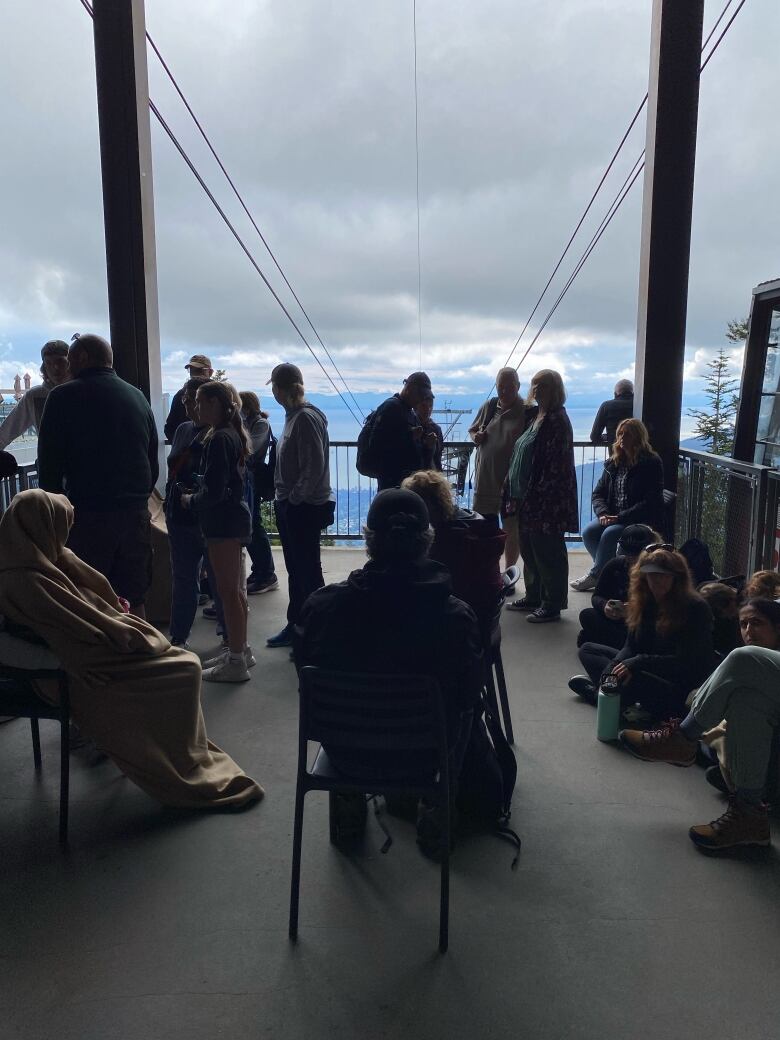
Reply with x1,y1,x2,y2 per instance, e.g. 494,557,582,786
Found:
505,370,579,622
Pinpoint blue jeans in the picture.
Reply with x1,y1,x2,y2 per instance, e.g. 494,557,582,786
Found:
581,519,625,576
169,522,206,644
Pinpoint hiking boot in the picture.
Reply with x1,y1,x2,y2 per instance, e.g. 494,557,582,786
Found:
689,797,770,852
247,576,279,595
526,607,561,624
267,624,293,648
570,573,597,592
618,718,697,766
705,764,730,795
568,675,597,705
202,656,250,683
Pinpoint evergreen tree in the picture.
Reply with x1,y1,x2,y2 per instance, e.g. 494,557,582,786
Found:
687,347,739,457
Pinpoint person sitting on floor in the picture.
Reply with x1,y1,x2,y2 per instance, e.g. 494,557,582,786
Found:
618,598,780,852
569,546,715,718
743,569,780,603
293,488,484,781
572,418,664,592
0,489,263,810
577,524,660,650
699,582,742,658
401,469,505,623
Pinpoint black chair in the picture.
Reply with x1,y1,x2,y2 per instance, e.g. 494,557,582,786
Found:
480,604,514,745
0,663,70,847
289,667,453,953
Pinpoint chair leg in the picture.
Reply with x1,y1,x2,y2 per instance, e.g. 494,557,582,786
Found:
59,714,69,848
289,783,306,942
30,717,42,771
439,793,450,955
484,657,500,722
494,647,515,745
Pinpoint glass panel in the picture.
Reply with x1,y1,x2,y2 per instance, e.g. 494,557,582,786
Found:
755,389,780,466
762,308,780,392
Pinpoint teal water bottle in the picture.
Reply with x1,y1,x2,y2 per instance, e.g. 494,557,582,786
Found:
596,681,622,742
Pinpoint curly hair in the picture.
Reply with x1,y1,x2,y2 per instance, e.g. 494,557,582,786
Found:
625,548,698,635
400,470,456,523
197,380,251,459
743,569,780,603
611,418,655,468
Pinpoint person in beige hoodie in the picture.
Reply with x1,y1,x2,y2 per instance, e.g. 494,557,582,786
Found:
468,367,529,567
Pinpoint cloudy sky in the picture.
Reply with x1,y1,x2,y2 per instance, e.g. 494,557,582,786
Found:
1,0,777,420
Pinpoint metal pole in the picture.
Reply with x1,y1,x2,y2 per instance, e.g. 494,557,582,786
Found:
634,0,704,496
91,0,164,445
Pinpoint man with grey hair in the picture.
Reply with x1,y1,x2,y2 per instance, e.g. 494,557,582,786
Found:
590,379,634,448
0,340,70,451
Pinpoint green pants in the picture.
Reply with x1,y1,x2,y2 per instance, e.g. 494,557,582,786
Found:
518,529,569,612
691,645,780,792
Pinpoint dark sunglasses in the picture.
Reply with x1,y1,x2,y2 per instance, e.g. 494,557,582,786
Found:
644,542,674,554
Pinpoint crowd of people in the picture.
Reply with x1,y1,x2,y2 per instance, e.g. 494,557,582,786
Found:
0,342,777,858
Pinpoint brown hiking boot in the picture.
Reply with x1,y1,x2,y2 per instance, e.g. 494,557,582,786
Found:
689,797,771,852
618,718,696,766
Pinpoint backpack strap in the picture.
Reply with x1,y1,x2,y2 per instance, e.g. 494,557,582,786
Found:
482,397,499,430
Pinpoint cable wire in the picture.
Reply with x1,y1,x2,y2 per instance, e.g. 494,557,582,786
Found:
412,0,423,367
78,0,363,426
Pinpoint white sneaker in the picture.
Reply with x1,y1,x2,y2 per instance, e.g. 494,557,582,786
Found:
244,646,256,668
198,642,228,663
202,646,256,669
570,573,597,591
202,646,229,669
202,656,250,683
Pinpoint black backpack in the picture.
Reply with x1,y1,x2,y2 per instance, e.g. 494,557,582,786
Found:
355,408,381,478
679,538,717,585
248,429,277,502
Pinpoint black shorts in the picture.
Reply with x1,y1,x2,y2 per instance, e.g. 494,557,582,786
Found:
67,507,153,606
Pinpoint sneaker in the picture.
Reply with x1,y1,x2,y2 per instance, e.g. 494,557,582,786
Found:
705,764,730,795
570,573,597,592
202,646,256,669
267,624,293,648
505,598,540,613
198,641,228,663
526,607,561,623
689,797,770,851
618,718,697,766
568,675,597,704
198,593,209,605
247,576,279,595
202,656,250,683
202,605,218,620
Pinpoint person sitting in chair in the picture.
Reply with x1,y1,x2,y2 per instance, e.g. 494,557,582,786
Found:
294,488,484,780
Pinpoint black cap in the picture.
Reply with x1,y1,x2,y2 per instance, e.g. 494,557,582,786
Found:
267,363,304,389
41,340,69,360
617,524,657,557
404,371,432,389
366,489,430,533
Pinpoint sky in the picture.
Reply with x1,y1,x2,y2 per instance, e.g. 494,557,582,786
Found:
1,0,778,438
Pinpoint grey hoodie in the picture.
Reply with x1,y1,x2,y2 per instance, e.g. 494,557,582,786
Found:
274,402,332,506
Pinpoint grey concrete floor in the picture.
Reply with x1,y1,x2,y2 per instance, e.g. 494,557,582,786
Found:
2,549,778,1040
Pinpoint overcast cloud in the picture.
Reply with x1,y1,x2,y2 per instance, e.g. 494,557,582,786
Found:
0,0,777,404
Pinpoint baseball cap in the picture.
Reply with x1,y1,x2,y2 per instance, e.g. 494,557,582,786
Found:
366,488,430,534
41,340,69,360
617,524,657,557
404,371,432,390
267,363,304,389
185,354,212,370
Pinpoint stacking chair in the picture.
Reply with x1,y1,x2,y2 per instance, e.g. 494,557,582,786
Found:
0,663,70,847
289,667,453,953
481,603,514,745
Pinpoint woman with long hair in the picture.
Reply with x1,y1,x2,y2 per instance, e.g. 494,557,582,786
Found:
181,380,252,682
572,418,664,592
239,391,278,596
571,546,715,717
505,369,578,623
619,598,780,852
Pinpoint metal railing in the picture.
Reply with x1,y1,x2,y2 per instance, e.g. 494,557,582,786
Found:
0,463,38,513
676,448,779,576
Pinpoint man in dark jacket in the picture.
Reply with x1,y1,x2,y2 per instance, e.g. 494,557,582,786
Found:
164,354,213,443
294,488,483,779
37,334,159,615
590,380,634,447
370,372,432,490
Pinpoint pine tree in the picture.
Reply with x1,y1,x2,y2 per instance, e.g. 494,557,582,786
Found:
687,347,739,457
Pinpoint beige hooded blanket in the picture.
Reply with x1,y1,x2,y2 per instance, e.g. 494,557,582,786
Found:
0,489,262,809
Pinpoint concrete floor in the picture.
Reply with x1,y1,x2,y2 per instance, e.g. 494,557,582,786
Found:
2,549,778,1040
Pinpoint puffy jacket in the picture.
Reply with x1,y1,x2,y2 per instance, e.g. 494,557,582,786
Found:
592,454,664,529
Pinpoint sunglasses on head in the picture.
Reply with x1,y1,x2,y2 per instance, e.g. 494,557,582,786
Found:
644,542,674,554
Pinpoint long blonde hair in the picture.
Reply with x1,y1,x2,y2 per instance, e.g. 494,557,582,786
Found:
626,548,697,635
611,418,654,468
197,380,251,459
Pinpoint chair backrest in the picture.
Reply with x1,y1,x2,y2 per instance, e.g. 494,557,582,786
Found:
298,667,447,755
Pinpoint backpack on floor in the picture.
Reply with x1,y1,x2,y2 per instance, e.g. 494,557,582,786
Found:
355,409,381,478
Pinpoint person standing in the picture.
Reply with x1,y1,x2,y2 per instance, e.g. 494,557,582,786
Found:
415,389,444,471
239,391,278,595
37,334,158,616
590,379,634,448
164,354,214,443
505,370,578,623
366,372,432,490
571,418,664,591
266,363,333,649
181,381,252,682
0,340,71,450
468,367,529,568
